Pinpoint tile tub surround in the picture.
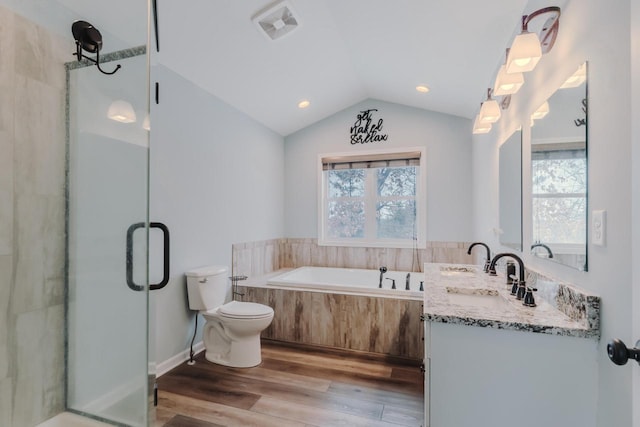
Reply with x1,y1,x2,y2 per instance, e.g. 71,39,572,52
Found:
422,263,600,339
238,274,424,360
232,238,475,277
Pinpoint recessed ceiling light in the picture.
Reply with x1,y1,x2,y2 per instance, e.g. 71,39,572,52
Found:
298,100,310,109
416,85,430,93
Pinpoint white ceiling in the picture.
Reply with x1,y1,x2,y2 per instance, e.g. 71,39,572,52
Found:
157,0,539,136
26,0,563,137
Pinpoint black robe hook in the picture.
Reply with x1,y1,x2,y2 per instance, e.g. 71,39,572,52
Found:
71,20,121,75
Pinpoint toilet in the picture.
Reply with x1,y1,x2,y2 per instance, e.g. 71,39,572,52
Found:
185,265,274,368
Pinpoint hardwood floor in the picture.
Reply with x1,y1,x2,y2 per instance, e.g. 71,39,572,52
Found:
156,340,424,427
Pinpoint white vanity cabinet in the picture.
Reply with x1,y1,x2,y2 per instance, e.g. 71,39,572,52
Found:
421,263,601,427
423,321,597,427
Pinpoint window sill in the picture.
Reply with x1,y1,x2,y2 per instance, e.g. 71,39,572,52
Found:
318,238,426,249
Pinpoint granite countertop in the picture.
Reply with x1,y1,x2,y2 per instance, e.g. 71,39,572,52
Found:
422,263,600,339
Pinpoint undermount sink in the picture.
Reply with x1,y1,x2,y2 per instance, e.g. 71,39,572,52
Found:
439,266,477,277
446,287,512,309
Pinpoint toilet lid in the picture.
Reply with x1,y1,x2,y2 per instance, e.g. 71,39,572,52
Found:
218,301,273,318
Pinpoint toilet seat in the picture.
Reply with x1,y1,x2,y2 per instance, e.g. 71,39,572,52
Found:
216,301,273,319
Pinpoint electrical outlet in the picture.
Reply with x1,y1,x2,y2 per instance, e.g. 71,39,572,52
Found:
592,210,606,246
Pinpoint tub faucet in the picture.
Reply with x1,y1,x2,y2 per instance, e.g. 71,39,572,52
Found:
379,266,387,288
405,273,411,291
386,278,396,289
467,242,491,272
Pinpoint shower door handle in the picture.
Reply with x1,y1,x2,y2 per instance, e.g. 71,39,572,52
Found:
126,222,170,292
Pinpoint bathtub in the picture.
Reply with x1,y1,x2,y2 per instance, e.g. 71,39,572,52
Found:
242,266,424,359
267,266,424,299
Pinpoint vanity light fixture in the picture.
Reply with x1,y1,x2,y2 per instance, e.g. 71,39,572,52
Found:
472,114,492,134
478,88,501,124
560,63,587,88
493,50,524,96
416,85,430,93
472,6,560,134
506,30,542,73
531,101,549,120
506,7,561,74
297,99,310,109
107,100,137,123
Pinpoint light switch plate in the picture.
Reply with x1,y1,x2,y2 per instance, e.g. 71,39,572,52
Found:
592,210,606,246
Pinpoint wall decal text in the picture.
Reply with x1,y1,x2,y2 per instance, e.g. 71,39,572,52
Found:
574,98,587,127
350,109,388,144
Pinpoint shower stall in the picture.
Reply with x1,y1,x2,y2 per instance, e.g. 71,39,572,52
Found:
66,48,151,425
0,1,153,426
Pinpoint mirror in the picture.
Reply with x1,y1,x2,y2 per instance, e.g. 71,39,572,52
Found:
530,62,588,271
499,129,523,251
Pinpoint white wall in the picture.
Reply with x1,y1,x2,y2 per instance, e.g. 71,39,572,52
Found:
149,65,284,364
473,1,633,425
284,100,473,242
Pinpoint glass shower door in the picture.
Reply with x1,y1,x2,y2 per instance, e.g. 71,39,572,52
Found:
66,49,151,426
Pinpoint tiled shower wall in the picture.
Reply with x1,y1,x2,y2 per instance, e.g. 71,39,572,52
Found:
0,7,70,426
232,238,475,278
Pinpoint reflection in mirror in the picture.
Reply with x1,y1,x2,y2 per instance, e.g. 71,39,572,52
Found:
499,129,522,251
531,62,588,271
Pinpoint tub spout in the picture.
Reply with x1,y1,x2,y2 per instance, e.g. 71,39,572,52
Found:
386,278,396,289
379,266,387,288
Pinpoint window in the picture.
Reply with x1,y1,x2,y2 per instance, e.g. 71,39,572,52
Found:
532,143,586,248
318,148,426,248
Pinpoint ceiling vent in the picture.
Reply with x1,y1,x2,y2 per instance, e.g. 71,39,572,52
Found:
252,1,300,41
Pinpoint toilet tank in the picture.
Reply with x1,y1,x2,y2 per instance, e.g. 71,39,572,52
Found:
185,265,228,311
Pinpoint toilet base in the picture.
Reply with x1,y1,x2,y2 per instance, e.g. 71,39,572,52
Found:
204,335,263,368
202,317,267,368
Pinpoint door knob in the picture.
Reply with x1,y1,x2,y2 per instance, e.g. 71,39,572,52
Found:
607,339,640,366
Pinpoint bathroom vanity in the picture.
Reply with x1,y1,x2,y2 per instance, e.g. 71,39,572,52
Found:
422,263,600,427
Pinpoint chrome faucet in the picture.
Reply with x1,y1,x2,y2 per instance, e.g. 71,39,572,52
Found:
379,266,387,288
488,253,536,306
467,242,491,272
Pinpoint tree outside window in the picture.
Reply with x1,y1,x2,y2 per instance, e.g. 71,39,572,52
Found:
320,148,424,248
532,153,586,245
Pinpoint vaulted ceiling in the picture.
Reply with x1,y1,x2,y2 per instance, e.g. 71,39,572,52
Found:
157,0,538,136
53,0,563,136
